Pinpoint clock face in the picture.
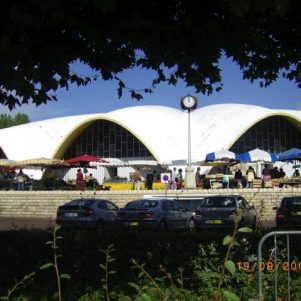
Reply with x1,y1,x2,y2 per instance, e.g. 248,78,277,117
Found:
181,95,197,109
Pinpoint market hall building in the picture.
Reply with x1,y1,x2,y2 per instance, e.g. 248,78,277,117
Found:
0,104,301,181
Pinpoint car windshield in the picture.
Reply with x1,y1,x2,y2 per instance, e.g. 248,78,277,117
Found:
282,198,301,207
198,197,236,208
125,200,158,209
68,199,95,207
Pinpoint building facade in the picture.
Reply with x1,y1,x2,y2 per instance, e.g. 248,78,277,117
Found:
0,104,301,180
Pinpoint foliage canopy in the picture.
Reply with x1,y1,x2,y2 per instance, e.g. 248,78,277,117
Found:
0,0,300,109
0,113,30,129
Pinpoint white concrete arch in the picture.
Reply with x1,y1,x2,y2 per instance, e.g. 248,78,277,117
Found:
0,104,301,163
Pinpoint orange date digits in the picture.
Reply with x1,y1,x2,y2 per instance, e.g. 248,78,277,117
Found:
236,261,301,272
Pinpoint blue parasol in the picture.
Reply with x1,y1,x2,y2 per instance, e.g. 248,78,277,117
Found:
205,149,243,162
278,148,301,161
240,148,279,163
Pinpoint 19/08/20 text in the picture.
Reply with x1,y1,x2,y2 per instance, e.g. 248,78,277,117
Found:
237,261,301,272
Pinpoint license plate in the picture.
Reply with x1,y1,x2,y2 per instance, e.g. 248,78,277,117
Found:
129,221,139,226
292,212,301,216
64,212,78,217
205,219,223,224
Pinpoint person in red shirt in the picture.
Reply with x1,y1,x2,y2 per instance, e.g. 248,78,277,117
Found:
76,169,83,181
76,169,85,190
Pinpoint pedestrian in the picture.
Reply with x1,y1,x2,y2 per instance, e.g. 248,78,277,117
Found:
221,174,229,188
176,168,183,189
146,170,154,190
76,169,85,190
132,168,141,190
278,168,286,178
86,173,98,189
177,168,183,181
271,166,280,179
278,167,286,188
235,168,243,188
16,169,26,191
195,167,202,187
246,166,255,188
171,167,177,182
262,164,271,181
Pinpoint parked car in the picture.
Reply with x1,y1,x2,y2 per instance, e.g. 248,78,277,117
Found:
188,195,256,230
56,198,119,229
274,196,301,228
116,198,191,230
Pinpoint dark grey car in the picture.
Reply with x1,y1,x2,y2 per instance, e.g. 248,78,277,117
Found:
188,195,256,230
116,198,191,230
56,198,119,229
274,196,301,228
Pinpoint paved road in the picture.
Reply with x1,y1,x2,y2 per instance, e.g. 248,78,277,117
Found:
0,217,55,231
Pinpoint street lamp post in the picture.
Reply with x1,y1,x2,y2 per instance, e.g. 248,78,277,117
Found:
180,94,198,189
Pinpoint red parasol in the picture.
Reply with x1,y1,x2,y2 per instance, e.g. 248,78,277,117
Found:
64,154,108,166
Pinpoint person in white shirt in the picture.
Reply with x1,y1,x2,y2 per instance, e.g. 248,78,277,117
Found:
16,169,26,191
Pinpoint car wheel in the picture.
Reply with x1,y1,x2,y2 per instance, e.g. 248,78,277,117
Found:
158,220,167,231
187,219,196,232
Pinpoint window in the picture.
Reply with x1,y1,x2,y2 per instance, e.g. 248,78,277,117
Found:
162,201,173,211
63,120,156,159
106,202,118,211
140,200,158,208
69,199,94,207
282,197,301,207
199,197,235,208
171,201,183,211
125,201,140,209
230,116,301,153
237,197,245,209
97,201,106,209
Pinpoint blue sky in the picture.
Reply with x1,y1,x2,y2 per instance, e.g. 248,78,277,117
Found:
1,56,301,122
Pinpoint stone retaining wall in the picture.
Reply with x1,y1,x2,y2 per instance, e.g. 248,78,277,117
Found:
1,188,301,221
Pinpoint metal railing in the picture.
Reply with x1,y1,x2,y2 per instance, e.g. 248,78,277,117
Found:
258,230,301,301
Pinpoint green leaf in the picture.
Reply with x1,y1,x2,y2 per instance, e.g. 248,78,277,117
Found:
225,260,236,275
128,282,140,291
99,264,106,270
107,258,116,262
238,227,253,233
40,263,54,270
141,293,153,301
223,289,240,301
54,224,61,231
154,277,164,282
138,271,144,278
223,235,233,245
176,278,182,285
60,274,71,279
232,240,241,247
232,210,242,224
109,270,116,274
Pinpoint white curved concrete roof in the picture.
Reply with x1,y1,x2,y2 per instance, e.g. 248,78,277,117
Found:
1,104,301,164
